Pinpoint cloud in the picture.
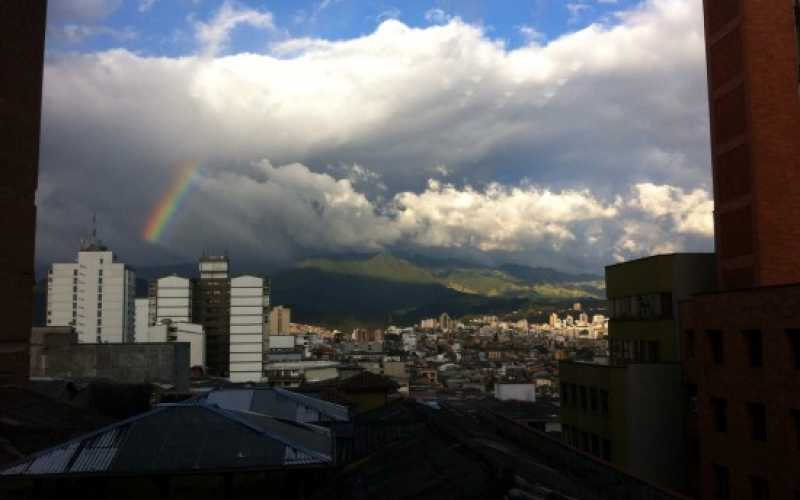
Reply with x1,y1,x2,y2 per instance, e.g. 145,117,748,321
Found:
518,25,546,44
138,0,157,13
566,3,591,24
628,182,714,236
424,8,452,25
37,0,713,272
375,7,402,23
193,0,275,56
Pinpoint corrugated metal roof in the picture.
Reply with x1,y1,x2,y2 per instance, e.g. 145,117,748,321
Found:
203,387,349,423
0,403,333,477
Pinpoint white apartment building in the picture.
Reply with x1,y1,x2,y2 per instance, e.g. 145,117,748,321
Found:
148,275,192,324
229,275,268,383
143,321,205,369
47,244,135,344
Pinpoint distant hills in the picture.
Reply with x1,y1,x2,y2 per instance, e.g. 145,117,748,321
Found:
276,254,604,328
33,253,605,329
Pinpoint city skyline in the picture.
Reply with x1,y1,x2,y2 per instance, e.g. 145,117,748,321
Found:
37,0,713,274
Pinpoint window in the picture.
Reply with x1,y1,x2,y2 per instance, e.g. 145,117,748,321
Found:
99,269,103,276
795,0,800,86
602,439,611,461
97,318,102,326
600,389,609,417
747,402,767,441
743,330,763,367
646,341,660,362
98,277,103,284
788,330,800,369
708,330,724,364
96,327,102,334
686,330,696,359
73,286,77,293
713,463,730,500
590,387,598,412
750,476,770,500
712,397,727,432
73,269,78,276
688,384,698,414
580,386,588,411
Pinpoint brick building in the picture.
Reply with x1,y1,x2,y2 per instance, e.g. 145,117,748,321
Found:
679,1,800,498
0,2,47,385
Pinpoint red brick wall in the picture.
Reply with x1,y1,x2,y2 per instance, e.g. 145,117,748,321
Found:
0,2,47,385
681,286,800,499
705,0,800,289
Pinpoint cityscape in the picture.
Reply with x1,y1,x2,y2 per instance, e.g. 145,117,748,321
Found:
2,1,800,499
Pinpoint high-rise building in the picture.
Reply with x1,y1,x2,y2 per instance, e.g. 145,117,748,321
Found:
47,239,136,344
192,255,231,376
560,253,716,492
679,3,800,498
705,0,800,290
148,275,192,324
0,1,47,385
268,306,291,336
229,275,268,382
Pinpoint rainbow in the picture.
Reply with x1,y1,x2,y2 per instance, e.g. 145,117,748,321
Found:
142,160,200,242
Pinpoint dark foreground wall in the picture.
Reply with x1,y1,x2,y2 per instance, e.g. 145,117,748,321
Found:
0,1,47,385
37,343,190,393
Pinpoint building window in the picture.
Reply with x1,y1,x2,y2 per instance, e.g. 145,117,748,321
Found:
788,330,800,369
73,269,78,276
747,402,767,441
580,386,588,411
750,476,770,500
99,269,103,276
600,389,609,417
795,0,800,86
590,387,598,412
646,341,660,362
713,463,730,500
712,397,727,432
73,286,77,293
686,330,695,359
96,327,102,334
743,330,763,367
688,384,698,414
708,330,724,364
602,439,611,461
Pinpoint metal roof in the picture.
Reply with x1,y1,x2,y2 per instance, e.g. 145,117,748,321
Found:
0,403,333,478
204,387,350,423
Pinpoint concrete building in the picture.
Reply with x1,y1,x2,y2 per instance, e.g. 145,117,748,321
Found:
560,253,716,493
264,361,340,388
47,242,136,345
439,313,453,332
134,297,150,342
0,1,47,385
143,321,205,369
494,383,536,403
229,275,269,383
148,275,192,324
29,333,190,393
677,3,800,498
192,255,231,377
268,305,291,336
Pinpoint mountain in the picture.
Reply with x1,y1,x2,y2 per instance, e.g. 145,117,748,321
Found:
273,254,604,327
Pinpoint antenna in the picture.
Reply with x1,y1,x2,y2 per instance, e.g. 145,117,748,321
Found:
92,212,97,241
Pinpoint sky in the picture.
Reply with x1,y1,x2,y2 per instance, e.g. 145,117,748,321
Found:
37,0,714,274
